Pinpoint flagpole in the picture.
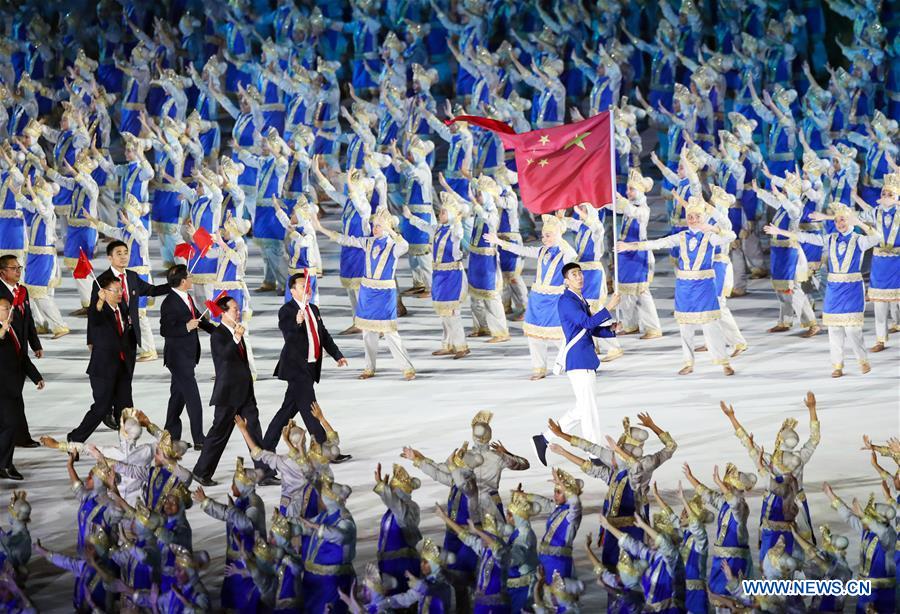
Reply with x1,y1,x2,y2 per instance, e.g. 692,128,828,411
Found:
608,109,619,301
187,245,208,275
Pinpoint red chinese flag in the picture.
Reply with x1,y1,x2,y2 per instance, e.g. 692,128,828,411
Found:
12,286,25,309
204,290,227,318
192,227,213,254
73,248,94,280
449,112,616,214
303,268,311,298
174,243,195,260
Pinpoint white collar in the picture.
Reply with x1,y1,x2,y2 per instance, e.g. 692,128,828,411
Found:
110,266,126,277
173,287,190,301
1,279,16,293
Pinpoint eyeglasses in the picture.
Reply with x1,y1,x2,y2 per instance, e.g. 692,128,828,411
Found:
2,266,23,272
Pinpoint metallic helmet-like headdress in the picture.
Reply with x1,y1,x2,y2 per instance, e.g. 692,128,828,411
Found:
389,464,421,494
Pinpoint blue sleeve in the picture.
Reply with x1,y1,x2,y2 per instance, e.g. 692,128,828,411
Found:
559,297,614,332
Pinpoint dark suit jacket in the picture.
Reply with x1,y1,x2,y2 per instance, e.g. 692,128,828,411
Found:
0,283,41,353
209,324,253,407
87,269,169,347
159,292,215,368
0,333,41,398
86,302,137,378
273,301,342,384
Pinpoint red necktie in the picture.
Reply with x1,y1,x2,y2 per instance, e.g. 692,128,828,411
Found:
114,309,125,361
237,338,246,361
13,285,24,315
119,273,128,305
306,305,321,360
8,326,21,356
188,295,197,318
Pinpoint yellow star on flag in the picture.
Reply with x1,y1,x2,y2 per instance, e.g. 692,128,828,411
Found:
538,135,550,145
526,158,533,165
538,159,549,167
563,131,591,150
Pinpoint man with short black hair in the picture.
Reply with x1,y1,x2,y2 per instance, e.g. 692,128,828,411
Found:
160,264,215,449
262,271,348,479
88,240,169,429
0,254,42,448
0,296,45,480
192,295,265,486
532,262,619,466
68,272,137,443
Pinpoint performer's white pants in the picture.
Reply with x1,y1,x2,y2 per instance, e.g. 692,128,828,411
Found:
619,290,662,333
440,314,467,351
543,369,602,444
243,330,258,378
98,188,118,225
743,224,765,271
76,277,93,307
527,337,560,373
471,296,508,336
138,309,157,354
502,273,528,312
346,288,359,317
680,321,729,366
363,330,414,374
718,298,746,348
873,302,897,343
193,284,214,307
731,243,749,292
31,294,67,331
776,285,817,327
408,254,432,289
828,326,868,368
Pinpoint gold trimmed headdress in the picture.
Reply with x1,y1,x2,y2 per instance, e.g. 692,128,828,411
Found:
723,462,757,491
552,468,583,497
819,525,849,553
389,464,421,494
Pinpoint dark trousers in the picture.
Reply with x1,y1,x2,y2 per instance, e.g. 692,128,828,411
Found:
0,395,26,468
164,362,205,444
68,364,134,442
192,396,264,480
262,379,325,453
13,404,32,446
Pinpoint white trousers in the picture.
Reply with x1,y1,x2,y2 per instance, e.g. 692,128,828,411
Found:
527,337,561,373
346,288,359,317
471,296,509,336
138,309,157,354
502,273,528,312
828,326,868,369
193,284,214,308
243,331,258,378
31,295,67,331
731,243,749,292
363,330,414,374
440,314,467,351
408,254,432,289
619,290,662,333
743,224,765,271
680,321,729,366
543,369,602,444
718,298,746,348
776,284,817,328
873,302,899,343
76,277,94,307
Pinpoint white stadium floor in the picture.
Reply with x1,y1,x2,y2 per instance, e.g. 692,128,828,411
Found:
14,202,899,610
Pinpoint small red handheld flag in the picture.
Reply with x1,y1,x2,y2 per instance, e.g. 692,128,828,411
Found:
203,290,228,318
12,286,25,309
192,227,213,254
174,243,195,260
73,248,94,280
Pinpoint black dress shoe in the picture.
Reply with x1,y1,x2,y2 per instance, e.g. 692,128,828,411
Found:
331,454,352,464
258,476,281,487
4,466,23,481
532,434,549,467
192,473,218,487
17,440,40,449
102,413,119,430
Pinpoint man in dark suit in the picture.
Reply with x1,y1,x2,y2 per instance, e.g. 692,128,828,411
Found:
263,271,348,480
87,240,169,429
68,271,137,443
160,265,215,450
0,297,45,480
0,254,42,448
192,295,265,487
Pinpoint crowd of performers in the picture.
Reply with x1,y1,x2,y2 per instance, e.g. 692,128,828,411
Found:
0,0,897,385
0,397,896,612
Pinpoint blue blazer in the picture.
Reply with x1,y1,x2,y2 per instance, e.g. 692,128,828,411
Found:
557,289,616,371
